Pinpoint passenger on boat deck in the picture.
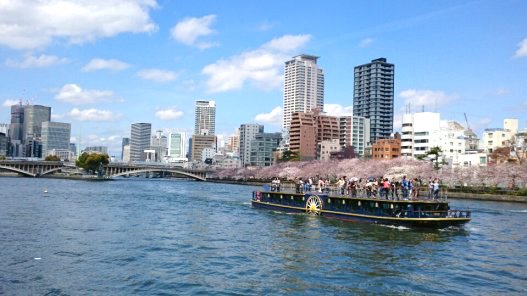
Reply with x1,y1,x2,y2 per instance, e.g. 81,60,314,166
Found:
317,178,324,193
433,178,440,199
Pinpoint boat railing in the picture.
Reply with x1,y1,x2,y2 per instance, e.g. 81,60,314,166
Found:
264,183,449,202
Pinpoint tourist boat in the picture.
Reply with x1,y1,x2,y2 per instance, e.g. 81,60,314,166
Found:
251,190,471,228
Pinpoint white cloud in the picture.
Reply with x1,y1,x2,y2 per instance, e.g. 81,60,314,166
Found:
399,89,458,109
170,15,217,49
0,0,158,50
67,108,120,121
514,38,527,58
359,37,374,48
202,34,311,93
2,99,19,107
255,106,283,125
5,54,68,68
493,88,510,96
155,108,184,120
137,69,178,82
55,84,121,105
324,104,353,117
82,58,130,72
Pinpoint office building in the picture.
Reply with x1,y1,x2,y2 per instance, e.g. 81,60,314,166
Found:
239,124,264,166
130,123,151,162
23,105,51,141
0,132,6,156
249,132,282,167
150,130,168,162
167,132,187,162
121,137,129,161
353,58,394,143
283,54,324,142
41,121,71,157
190,135,216,162
194,100,216,135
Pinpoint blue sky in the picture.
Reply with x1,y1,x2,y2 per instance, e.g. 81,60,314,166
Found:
0,0,526,156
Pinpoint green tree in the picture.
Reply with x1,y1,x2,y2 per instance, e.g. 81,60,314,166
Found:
44,155,61,161
0,155,6,160
426,146,443,169
279,149,300,162
76,152,109,174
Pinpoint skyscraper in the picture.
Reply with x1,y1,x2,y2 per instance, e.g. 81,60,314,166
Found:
9,103,24,157
239,124,264,166
130,123,151,162
283,54,324,142
121,137,129,161
194,100,216,136
353,58,394,144
23,105,51,140
41,121,71,157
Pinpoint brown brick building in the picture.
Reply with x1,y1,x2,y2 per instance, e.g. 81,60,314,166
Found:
371,133,401,160
289,109,340,160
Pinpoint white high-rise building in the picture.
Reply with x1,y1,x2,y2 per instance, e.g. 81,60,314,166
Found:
194,100,216,136
339,116,371,157
283,54,324,143
239,124,264,166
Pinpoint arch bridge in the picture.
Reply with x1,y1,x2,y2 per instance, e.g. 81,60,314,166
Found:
103,163,208,181
0,160,64,177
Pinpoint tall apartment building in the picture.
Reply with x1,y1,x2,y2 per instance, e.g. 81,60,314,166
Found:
353,58,394,144
239,124,264,166
41,121,71,157
130,123,151,162
194,100,216,136
167,132,187,162
339,116,371,157
289,109,340,160
283,54,324,142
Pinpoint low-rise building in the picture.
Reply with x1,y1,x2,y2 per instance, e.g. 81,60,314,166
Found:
372,133,401,160
249,132,282,167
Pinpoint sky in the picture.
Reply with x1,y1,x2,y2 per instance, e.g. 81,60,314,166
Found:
0,0,526,157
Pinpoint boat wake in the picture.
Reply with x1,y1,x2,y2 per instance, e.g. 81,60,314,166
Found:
509,209,527,213
379,224,411,231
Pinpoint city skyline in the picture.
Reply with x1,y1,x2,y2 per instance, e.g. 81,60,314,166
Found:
0,0,526,156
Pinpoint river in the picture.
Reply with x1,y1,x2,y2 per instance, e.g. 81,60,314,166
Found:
1,177,526,295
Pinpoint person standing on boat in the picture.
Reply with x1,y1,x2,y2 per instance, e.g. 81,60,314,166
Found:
402,176,409,199
407,178,413,200
382,178,391,200
412,178,420,200
433,178,440,199
317,178,324,193
428,177,434,199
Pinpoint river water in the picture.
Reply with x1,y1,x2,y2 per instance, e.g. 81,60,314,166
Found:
1,177,526,295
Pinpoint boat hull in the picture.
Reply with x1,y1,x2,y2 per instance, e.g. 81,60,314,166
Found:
252,191,470,229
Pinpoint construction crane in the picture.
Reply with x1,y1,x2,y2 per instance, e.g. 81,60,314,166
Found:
464,113,471,131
